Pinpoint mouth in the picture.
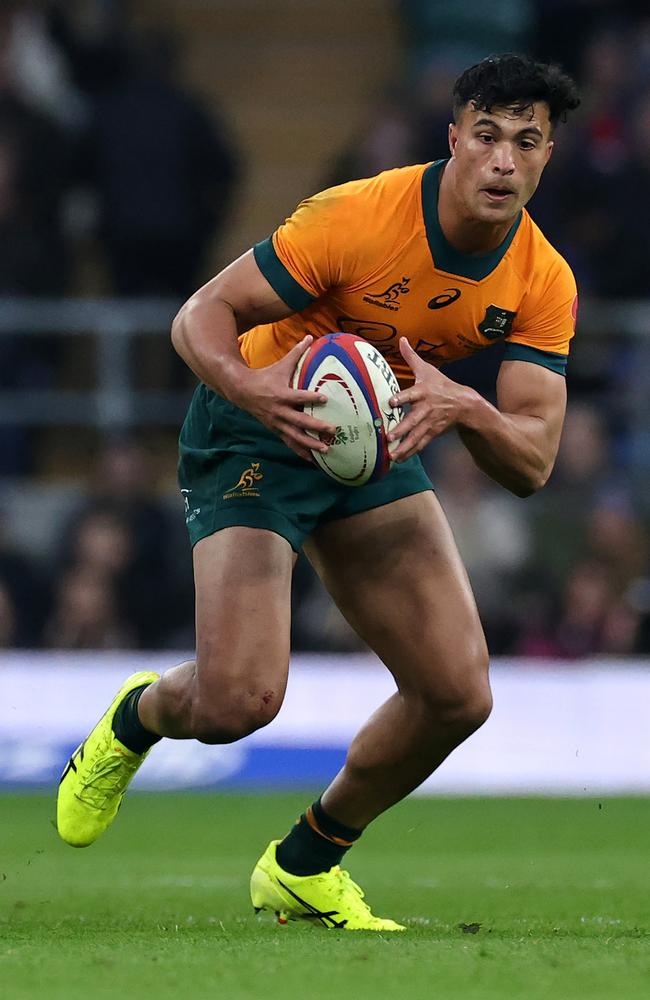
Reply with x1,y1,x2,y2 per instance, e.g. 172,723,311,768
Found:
481,187,515,203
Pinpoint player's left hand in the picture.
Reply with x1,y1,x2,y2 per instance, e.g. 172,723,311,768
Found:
388,338,471,461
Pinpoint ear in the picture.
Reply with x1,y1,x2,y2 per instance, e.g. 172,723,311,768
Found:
545,140,554,165
448,122,458,157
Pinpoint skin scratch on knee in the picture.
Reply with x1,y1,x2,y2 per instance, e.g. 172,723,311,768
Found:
261,690,274,706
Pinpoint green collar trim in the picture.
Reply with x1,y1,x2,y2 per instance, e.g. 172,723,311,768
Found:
421,160,522,282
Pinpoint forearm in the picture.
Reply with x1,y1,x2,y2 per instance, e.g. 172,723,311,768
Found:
457,391,553,497
171,294,249,404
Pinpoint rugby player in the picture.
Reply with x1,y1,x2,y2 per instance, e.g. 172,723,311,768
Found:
57,54,580,931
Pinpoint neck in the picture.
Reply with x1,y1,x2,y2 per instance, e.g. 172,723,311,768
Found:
437,159,514,255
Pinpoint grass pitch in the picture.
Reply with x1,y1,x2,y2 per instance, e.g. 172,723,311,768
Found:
1,793,648,1000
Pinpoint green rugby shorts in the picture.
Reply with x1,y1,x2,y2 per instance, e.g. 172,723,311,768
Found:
178,384,433,552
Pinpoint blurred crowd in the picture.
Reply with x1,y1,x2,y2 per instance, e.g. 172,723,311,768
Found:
0,0,238,299
2,409,650,658
334,0,650,299
1,0,650,659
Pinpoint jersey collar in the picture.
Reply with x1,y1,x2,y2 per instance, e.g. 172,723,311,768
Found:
421,159,522,282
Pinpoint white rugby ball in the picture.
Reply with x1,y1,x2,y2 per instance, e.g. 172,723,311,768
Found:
292,332,403,486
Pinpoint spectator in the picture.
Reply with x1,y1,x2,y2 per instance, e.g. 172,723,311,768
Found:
0,580,18,648
432,440,532,651
0,511,48,645
511,581,561,659
46,0,131,99
44,565,134,649
325,89,417,188
72,29,239,298
51,504,160,649
527,403,616,585
575,86,650,297
54,439,193,647
2,1,85,128
533,1,650,77
552,558,640,658
534,20,650,295
0,29,70,293
584,492,649,590
68,438,179,582
291,553,366,653
514,557,641,659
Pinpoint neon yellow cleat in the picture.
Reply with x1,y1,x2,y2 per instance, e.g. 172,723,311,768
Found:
56,670,160,848
250,840,406,931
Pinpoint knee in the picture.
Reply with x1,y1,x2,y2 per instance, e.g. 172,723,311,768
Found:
455,683,492,733
190,687,282,745
430,682,492,735
420,655,492,736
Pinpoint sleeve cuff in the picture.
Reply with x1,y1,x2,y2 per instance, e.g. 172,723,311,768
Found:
503,342,568,375
253,237,316,312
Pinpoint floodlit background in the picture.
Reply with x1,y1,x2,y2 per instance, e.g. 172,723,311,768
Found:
1,0,650,791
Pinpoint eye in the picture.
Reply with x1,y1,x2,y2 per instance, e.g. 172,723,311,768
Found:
478,133,494,144
519,139,537,151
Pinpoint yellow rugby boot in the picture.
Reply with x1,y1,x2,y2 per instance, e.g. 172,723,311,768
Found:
250,840,405,931
56,671,159,847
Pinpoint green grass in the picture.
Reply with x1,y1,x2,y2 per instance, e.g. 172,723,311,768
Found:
1,794,649,1000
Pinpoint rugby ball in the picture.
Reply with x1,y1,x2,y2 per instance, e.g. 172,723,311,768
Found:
292,332,404,486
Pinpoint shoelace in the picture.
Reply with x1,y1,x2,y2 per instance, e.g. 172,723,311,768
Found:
331,869,373,917
76,747,140,809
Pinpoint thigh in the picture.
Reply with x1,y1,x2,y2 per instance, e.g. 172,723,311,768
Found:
193,526,295,711
304,492,488,698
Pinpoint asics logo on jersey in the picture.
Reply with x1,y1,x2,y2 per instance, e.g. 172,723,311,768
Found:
428,287,461,309
363,277,411,312
224,462,264,500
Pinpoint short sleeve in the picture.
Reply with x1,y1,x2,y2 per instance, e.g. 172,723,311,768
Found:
253,186,362,311
504,254,578,376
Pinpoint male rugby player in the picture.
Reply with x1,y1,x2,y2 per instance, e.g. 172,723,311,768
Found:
58,55,580,930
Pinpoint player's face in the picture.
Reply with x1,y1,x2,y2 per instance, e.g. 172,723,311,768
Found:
448,102,554,223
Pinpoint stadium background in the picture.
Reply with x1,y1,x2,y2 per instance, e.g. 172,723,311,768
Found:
2,4,650,998
0,0,649,785
1,0,650,665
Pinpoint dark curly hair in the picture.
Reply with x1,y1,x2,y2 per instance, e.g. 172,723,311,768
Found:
453,53,580,128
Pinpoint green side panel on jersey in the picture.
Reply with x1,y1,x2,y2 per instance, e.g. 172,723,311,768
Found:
253,238,315,312
503,343,568,375
421,160,522,282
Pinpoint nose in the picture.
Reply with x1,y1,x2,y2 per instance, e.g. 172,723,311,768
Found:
490,143,515,175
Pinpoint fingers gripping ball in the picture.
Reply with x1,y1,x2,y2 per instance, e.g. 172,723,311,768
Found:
292,333,404,486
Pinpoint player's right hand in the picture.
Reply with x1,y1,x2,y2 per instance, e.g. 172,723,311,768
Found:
229,336,336,462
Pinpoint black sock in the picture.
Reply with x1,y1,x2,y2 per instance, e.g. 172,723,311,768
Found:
275,798,362,876
112,683,161,755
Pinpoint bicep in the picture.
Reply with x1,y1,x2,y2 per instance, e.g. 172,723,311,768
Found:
193,249,295,334
497,359,567,454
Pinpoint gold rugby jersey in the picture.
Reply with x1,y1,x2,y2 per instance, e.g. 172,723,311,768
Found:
240,159,577,386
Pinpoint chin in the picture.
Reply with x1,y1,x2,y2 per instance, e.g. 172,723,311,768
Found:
475,202,518,225
473,204,507,223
